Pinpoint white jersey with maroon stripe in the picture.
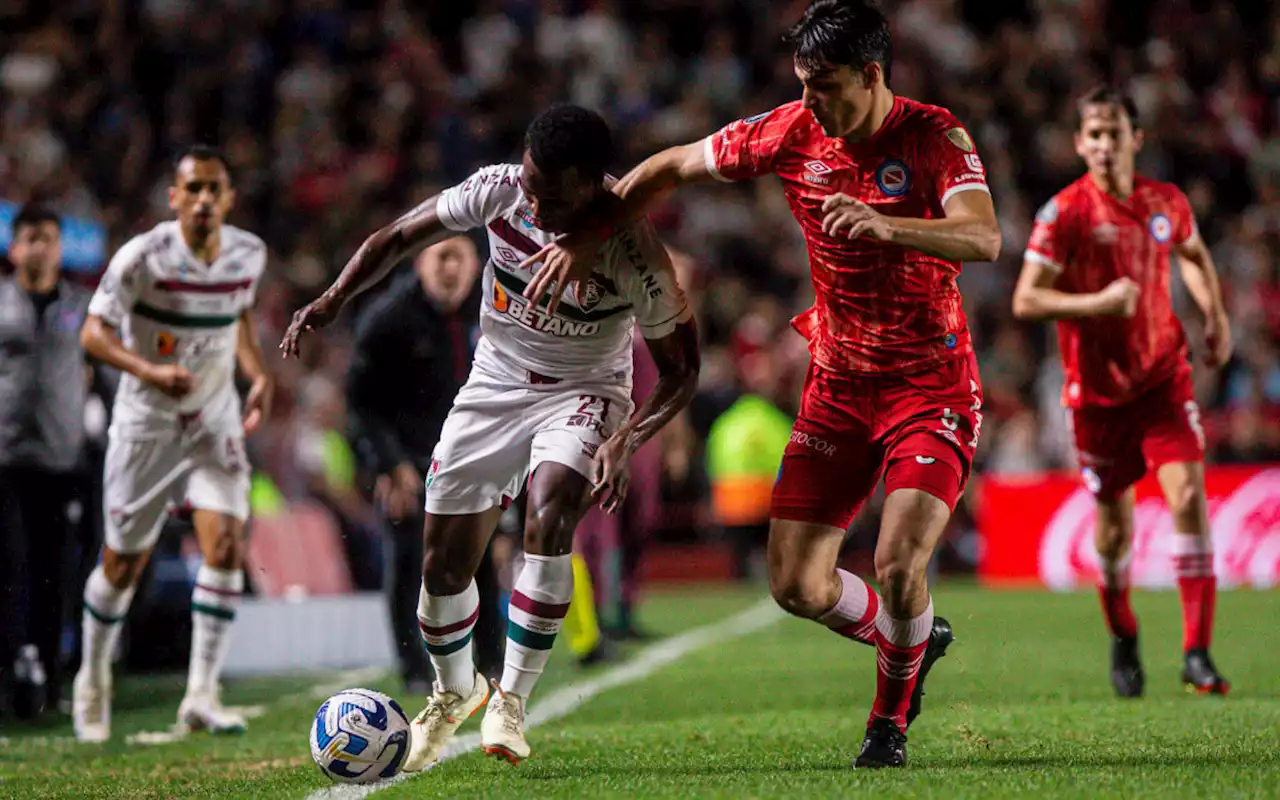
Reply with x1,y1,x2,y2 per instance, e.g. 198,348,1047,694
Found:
434,163,691,387
89,220,266,440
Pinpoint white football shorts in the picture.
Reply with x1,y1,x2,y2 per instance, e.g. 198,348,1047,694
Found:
104,424,250,554
425,359,634,516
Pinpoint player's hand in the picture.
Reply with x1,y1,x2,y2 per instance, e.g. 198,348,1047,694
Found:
820,194,893,242
375,462,423,522
144,363,195,398
1097,277,1140,317
590,434,634,514
1204,310,1233,368
520,233,601,319
280,294,344,359
242,375,274,434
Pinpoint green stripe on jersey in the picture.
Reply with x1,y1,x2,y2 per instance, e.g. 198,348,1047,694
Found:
506,620,558,651
133,301,238,328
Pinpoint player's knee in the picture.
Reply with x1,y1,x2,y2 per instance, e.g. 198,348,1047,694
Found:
203,519,244,569
873,552,925,610
101,549,149,588
768,572,827,619
1165,481,1206,530
523,499,577,557
421,547,471,596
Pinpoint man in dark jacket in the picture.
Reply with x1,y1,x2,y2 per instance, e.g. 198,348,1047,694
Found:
346,236,503,693
0,204,92,718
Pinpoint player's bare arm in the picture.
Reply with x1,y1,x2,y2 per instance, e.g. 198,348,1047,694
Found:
821,187,1002,262
1173,228,1233,367
280,196,453,357
1011,260,1139,321
521,141,711,316
235,310,274,433
591,317,700,514
81,314,194,398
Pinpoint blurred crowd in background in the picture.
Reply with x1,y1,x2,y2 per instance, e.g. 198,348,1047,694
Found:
5,0,1280,582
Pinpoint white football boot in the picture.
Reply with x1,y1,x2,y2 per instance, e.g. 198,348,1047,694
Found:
481,682,530,764
177,687,248,734
72,667,112,743
402,672,489,772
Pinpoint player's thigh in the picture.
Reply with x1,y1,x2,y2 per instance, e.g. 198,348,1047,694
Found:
1094,486,1136,557
103,436,189,556
1154,460,1209,534
1143,372,1208,530
1068,404,1145,502
426,383,537,516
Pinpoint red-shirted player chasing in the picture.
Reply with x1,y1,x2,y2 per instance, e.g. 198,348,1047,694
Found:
523,0,1001,767
1014,87,1232,698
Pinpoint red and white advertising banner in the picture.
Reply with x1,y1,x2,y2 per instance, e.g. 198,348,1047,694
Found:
978,465,1280,590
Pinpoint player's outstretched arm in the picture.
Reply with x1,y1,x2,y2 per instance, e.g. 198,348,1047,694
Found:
591,318,700,514
1174,228,1233,367
280,196,451,357
522,141,712,317
1011,259,1139,321
81,315,194,398
821,188,1002,262
236,310,274,433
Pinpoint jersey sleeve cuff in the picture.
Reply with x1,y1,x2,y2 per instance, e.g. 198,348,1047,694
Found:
640,303,693,339
939,181,990,207
703,136,732,183
1024,250,1063,273
435,193,469,231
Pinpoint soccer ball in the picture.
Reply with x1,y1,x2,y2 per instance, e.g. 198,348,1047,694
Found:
309,688,411,784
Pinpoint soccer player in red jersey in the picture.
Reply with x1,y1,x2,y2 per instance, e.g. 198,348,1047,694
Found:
523,0,1001,767
1014,87,1233,698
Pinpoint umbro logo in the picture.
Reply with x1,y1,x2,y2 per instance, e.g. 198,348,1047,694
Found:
494,246,518,264
804,160,833,185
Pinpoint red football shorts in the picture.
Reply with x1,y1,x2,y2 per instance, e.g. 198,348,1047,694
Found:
772,352,983,530
1068,367,1205,501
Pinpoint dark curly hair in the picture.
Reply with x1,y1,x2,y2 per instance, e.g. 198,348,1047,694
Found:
785,0,892,82
525,104,613,182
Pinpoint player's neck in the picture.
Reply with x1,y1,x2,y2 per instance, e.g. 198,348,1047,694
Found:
180,224,222,264
1089,170,1135,201
16,264,58,294
842,88,896,144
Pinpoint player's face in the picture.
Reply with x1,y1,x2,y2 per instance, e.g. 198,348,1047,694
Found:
520,150,595,233
795,61,876,138
7,221,62,279
416,236,480,312
169,157,235,237
1075,104,1144,180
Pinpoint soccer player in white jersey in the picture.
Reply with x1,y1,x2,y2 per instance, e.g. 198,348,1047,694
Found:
282,105,700,766
73,145,274,742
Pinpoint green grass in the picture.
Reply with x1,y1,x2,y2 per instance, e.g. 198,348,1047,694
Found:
2,586,1278,799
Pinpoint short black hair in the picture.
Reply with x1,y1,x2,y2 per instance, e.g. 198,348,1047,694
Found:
524,105,613,181
1077,86,1142,131
786,0,892,81
11,203,60,237
174,143,232,179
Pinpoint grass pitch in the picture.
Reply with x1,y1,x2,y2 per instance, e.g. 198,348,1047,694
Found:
1,585,1277,799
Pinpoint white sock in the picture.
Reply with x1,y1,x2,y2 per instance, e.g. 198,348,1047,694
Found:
187,565,243,697
81,565,136,685
418,580,480,695
1171,533,1214,578
816,569,880,644
500,554,573,698
876,598,935,649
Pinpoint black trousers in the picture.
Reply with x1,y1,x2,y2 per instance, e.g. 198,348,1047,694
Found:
383,509,505,686
0,466,77,706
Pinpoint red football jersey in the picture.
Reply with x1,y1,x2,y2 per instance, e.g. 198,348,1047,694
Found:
1025,175,1195,408
704,98,990,374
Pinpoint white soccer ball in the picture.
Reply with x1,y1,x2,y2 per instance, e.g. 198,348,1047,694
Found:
310,688,411,784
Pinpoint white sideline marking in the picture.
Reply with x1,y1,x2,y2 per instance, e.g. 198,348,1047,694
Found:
302,598,785,800
128,666,389,747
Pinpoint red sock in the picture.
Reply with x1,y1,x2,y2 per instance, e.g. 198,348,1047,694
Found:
817,569,878,647
869,601,933,731
1097,586,1139,639
1171,535,1216,652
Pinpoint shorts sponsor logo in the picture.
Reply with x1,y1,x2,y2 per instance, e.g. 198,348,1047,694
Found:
1081,467,1102,495
790,431,836,456
581,441,600,458
915,455,937,465
875,160,912,197
425,459,440,488
1149,213,1172,244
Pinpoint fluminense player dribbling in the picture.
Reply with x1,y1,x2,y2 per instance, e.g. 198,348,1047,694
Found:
282,104,700,768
